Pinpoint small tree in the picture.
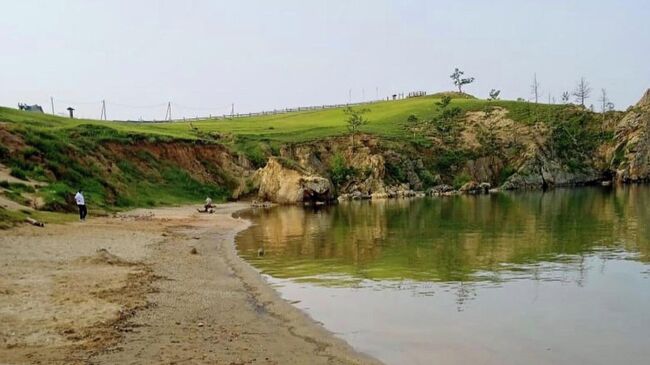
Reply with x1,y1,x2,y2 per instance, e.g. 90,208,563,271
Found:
488,89,501,100
436,95,452,109
572,77,592,106
450,68,475,93
344,107,370,149
530,73,541,104
598,88,615,113
561,91,570,104
407,114,419,137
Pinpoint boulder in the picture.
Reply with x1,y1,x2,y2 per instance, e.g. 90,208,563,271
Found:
429,184,455,195
257,158,334,204
459,181,482,194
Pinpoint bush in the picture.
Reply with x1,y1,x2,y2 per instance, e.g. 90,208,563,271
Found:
10,168,27,181
385,162,406,182
418,169,439,188
329,154,354,186
498,166,516,185
453,173,471,190
0,145,8,160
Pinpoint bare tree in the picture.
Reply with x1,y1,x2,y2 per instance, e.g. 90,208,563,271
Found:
598,88,615,113
561,91,570,104
530,73,541,103
572,77,592,106
450,68,475,93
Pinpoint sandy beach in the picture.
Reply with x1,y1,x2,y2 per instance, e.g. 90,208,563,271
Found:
0,203,379,365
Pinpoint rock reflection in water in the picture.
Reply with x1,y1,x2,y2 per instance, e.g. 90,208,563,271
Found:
237,186,650,284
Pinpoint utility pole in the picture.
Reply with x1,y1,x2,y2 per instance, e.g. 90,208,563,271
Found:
50,97,55,114
348,89,352,104
231,103,234,116
100,100,107,120
164,102,172,121
376,87,379,100
362,88,365,101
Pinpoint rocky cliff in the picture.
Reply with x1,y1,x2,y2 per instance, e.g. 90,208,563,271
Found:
612,89,650,182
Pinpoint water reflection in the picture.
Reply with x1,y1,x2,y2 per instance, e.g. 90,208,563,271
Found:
236,186,650,365
238,186,650,285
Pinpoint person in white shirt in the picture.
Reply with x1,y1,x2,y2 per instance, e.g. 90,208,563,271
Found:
75,190,87,221
204,197,213,212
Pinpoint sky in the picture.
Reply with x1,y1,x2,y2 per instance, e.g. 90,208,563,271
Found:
1,0,649,120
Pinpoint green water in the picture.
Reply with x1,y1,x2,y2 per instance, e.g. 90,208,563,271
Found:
236,186,650,365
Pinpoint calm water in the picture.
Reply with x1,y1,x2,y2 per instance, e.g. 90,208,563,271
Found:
236,186,650,365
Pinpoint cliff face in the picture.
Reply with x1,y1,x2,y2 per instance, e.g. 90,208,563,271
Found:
612,89,650,182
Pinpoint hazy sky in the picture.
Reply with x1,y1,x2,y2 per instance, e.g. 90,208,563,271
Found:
2,0,649,120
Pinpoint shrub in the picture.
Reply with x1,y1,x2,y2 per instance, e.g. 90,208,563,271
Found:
385,162,406,182
418,169,439,188
453,173,471,190
0,145,9,160
329,154,354,186
498,166,516,185
10,168,27,181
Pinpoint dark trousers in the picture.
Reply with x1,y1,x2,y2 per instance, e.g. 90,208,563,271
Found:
78,204,87,220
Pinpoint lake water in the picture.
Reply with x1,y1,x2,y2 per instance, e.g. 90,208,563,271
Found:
236,186,650,365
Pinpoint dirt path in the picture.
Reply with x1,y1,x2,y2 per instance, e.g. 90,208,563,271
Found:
0,204,379,365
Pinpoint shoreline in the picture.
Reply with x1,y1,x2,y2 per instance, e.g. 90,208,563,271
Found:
0,203,379,364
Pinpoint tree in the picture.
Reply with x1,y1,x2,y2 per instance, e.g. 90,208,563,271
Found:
407,114,419,137
436,95,452,109
561,91,570,104
432,96,463,143
450,68,475,93
344,107,370,149
530,73,541,103
598,88,615,113
572,77,592,106
488,89,501,101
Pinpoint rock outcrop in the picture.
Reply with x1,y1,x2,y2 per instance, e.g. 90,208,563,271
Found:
502,142,602,190
612,89,650,182
257,158,333,204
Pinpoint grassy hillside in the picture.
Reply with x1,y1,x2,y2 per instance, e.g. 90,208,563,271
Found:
0,94,562,143
0,93,594,226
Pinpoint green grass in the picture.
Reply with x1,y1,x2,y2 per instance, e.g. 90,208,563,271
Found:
0,96,567,144
0,206,76,229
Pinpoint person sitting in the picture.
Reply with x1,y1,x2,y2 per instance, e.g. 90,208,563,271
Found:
204,197,213,212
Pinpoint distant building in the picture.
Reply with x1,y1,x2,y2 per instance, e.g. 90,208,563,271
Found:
17,103,44,113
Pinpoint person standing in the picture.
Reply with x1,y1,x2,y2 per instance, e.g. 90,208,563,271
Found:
75,190,87,221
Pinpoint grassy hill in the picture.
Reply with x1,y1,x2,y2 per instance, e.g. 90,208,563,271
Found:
0,92,593,227
0,94,561,142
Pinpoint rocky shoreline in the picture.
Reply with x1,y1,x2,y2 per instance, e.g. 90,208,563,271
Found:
253,89,650,206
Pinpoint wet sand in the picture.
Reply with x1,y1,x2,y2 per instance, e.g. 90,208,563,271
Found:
0,203,379,365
